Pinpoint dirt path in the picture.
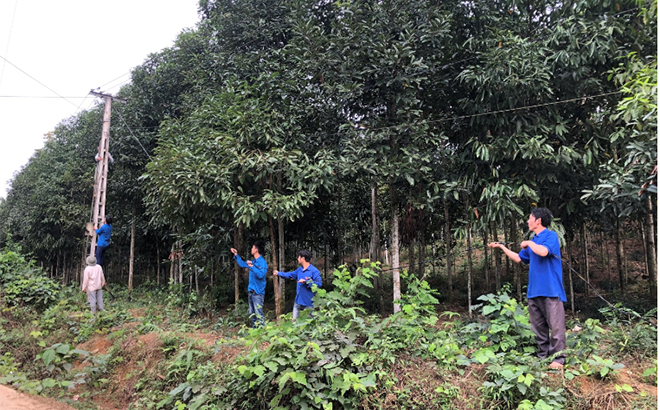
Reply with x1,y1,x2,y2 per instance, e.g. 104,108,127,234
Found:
0,384,77,410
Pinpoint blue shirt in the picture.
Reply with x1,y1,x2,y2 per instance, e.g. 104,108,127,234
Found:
278,264,322,307
235,255,267,295
95,224,112,247
519,228,567,302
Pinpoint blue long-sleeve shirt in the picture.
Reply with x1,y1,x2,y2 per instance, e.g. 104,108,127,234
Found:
278,264,322,307
95,224,112,247
235,254,267,295
519,228,567,302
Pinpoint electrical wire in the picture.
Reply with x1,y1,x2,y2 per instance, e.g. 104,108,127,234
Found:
0,0,19,92
0,54,79,109
116,110,152,160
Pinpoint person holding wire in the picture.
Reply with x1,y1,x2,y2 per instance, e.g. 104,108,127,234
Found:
488,207,566,369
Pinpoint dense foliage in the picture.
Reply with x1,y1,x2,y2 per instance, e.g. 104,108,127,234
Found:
0,247,656,409
0,0,656,317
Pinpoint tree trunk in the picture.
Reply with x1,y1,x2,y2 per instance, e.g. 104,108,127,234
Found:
157,246,161,286
615,219,625,292
567,239,575,314
644,196,657,299
409,238,416,277
491,222,501,291
234,224,244,312
580,224,589,295
337,186,343,266
419,230,426,277
195,267,199,294
128,211,135,291
465,198,474,318
170,244,175,283
370,183,380,263
511,215,521,301
483,227,490,293
278,216,286,313
503,227,510,280
390,183,401,313
178,242,183,285
444,196,453,302
602,230,611,280
324,243,329,282
269,215,281,320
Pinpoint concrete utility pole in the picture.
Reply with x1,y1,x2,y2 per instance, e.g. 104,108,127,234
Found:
87,90,124,258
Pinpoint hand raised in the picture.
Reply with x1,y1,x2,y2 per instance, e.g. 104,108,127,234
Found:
230,248,238,255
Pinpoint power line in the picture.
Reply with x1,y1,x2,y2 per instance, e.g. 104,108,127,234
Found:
355,91,623,133
116,110,152,160
0,54,79,109
96,71,131,90
0,95,90,98
0,0,19,92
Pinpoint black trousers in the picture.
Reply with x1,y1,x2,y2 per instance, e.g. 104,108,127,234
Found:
528,297,566,364
95,245,108,267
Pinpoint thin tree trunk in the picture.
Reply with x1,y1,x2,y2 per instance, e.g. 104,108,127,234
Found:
419,230,426,277
511,215,521,301
483,227,490,293
491,222,501,291
641,221,649,279
503,227,510,281
567,239,575,314
195,267,199,294
644,196,657,299
278,216,285,313
615,219,625,292
128,211,135,291
157,247,161,286
170,245,175,283
391,183,401,313
409,239,416,277
324,243,329,282
580,224,589,296
370,184,380,262
466,198,473,318
234,224,243,312
269,215,281,320
337,186,342,266
178,242,183,285
444,196,453,302
602,230,612,280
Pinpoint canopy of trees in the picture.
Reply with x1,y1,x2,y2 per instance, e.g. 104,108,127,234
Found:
0,0,656,313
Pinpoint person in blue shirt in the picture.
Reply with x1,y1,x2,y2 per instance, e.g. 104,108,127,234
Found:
230,241,268,328
273,249,322,322
94,216,113,268
488,207,566,370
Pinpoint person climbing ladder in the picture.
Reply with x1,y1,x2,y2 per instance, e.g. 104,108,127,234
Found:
94,216,113,267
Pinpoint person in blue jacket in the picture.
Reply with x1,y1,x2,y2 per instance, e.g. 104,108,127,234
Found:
488,207,567,370
230,241,268,328
273,249,322,322
94,216,113,268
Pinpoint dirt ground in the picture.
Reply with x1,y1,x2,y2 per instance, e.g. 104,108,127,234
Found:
0,384,76,410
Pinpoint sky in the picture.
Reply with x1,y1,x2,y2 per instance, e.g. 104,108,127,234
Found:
0,0,201,199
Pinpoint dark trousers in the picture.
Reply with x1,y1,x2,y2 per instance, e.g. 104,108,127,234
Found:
528,297,566,364
95,245,108,267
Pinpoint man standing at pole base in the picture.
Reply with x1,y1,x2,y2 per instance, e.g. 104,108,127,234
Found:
488,207,567,369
